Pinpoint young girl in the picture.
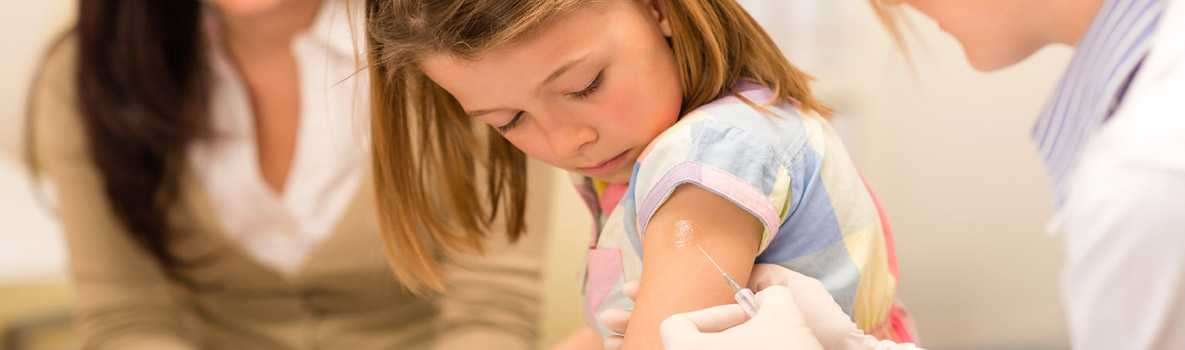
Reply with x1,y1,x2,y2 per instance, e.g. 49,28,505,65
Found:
364,0,913,348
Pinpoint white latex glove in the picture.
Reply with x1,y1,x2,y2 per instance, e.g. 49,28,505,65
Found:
746,264,921,350
597,281,639,350
598,264,922,350
659,285,822,350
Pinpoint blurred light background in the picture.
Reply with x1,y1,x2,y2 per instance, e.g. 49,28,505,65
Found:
2,1,1070,349
1,2,78,348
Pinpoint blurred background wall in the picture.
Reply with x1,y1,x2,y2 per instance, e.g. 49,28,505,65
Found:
2,1,1071,349
1,2,78,348
0,0,72,284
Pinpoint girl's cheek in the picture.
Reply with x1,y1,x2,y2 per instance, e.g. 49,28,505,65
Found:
505,134,554,165
603,84,675,141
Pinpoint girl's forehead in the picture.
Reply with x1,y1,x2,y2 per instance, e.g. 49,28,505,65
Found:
424,1,632,81
484,1,625,58
420,0,652,109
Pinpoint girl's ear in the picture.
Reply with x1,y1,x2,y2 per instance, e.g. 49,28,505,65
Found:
643,0,673,37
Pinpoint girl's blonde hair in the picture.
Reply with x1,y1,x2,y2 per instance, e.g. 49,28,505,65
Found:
365,0,827,293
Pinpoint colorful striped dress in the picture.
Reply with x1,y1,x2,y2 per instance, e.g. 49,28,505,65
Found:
575,83,914,343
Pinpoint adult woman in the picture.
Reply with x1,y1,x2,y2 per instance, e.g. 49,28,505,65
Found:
26,1,547,348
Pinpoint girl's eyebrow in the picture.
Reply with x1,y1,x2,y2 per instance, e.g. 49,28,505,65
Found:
537,52,591,92
465,108,505,118
466,52,594,117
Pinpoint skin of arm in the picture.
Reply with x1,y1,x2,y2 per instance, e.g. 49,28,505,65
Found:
620,185,763,350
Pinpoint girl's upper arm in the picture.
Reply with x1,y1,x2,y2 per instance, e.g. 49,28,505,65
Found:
619,184,763,350
614,103,805,349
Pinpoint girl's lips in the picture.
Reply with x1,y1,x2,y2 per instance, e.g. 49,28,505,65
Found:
578,150,631,177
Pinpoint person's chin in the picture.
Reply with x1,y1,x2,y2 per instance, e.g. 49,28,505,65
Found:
584,165,633,184
212,0,286,18
966,57,1011,72
587,172,629,184
963,44,1041,72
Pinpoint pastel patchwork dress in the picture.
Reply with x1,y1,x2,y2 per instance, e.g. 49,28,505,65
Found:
575,83,915,343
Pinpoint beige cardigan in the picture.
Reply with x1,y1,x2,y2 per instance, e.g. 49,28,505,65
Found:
31,37,550,350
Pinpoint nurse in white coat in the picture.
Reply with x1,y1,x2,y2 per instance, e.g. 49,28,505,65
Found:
603,0,1185,349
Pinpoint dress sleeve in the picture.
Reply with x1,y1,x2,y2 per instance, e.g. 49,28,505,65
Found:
629,115,799,254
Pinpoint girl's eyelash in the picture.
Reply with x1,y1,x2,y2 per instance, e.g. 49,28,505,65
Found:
570,71,604,99
499,70,602,133
497,111,525,133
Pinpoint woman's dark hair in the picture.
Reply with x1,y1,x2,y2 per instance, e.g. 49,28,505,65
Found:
26,1,212,270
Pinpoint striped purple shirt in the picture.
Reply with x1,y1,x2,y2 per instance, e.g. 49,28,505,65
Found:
1033,0,1166,206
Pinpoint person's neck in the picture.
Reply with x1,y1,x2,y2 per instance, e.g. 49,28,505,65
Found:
1040,0,1106,46
220,0,324,59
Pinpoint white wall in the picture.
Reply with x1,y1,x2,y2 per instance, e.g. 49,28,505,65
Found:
0,1,73,282
0,2,73,160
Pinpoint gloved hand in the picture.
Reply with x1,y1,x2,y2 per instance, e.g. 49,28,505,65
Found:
597,264,923,350
659,284,822,350
747,264,921,350
597,281,638,350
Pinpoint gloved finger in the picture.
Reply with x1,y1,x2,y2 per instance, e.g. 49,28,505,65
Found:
660,303,749,334
778,270,840,316
747,265,831,307
602,335,623,350
752,285,806,322
782,267,829,295
771,272,866,350
660,313,712,349
754,285,793,306
598,308,631,336
747,264,795,291
622,280,640,300
660,327,735,350
660,309,776,350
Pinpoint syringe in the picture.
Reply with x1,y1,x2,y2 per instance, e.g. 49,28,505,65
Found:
696,245,759,317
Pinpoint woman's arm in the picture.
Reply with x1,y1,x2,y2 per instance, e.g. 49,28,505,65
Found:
433,161,556,350
31,38,197,350
620,185,763,350
433,229,547,350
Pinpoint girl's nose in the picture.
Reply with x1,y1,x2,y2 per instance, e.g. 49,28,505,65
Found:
548,122,598,159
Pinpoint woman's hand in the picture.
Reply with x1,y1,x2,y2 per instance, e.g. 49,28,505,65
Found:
658,284,821,350
599,264,923,350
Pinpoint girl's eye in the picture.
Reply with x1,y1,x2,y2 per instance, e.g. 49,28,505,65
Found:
569,71,604,100
497,111,525,133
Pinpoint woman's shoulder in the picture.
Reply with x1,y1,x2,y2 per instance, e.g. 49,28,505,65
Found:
30,32,82,131
41,32,78,73
29,33,89,162
34,32,79,99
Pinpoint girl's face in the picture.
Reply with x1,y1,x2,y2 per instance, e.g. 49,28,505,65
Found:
421,0,684,184
898,0,1047,71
